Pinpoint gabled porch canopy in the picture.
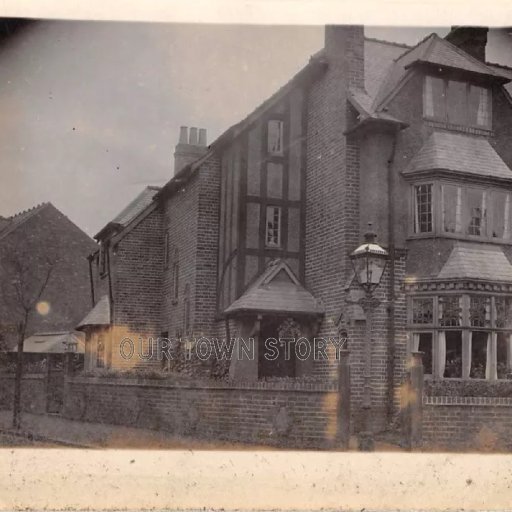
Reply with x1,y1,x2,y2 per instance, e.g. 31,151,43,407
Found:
224,259,324,317
76,295,110,329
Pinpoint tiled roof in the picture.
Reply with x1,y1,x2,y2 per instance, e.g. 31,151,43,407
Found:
373,33,508,110
0,202,49,241
76,295,110,328
403,131,512,180
225,259,324,316
10,331,85,354
111,186,160,226
364,38,410,103
438,243,512,282
487,62,512,97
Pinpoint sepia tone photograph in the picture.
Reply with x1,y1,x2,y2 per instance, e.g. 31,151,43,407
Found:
1,11,512,471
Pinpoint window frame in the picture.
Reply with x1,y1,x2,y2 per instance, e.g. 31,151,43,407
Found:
423,75,492,130
267,119,284,156
265,205,282,248
408,293,512,381
409,179,512,244
412,182,434,235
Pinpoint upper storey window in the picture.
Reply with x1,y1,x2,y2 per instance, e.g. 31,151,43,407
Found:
413,184,433,234
424,76,491,129
267,120,284,156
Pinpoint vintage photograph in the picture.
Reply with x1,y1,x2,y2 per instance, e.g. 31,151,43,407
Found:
1,18,512,455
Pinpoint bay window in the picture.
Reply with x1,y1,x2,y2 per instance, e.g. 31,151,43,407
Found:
412,181,512,242
409,294,512,380
424,75,491,129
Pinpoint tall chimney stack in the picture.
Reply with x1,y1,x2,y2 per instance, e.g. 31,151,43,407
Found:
445,26,488,62
173,125,208,175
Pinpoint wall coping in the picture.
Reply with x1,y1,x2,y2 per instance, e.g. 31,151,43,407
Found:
424,395,512,406
67,375,339,392
0,373,45,380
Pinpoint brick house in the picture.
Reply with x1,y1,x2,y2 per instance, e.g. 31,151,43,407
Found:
0,202,98,350
80,25,512,439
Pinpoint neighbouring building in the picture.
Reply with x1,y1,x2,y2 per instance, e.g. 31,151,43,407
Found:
0,202,98,351
79,25,512,443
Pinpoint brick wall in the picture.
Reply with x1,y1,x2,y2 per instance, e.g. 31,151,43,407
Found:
0,374,47,414
423,396,512,451
64,376,341,448
109,206,164,369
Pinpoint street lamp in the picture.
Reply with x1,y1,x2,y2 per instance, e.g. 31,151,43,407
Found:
350,224,388,451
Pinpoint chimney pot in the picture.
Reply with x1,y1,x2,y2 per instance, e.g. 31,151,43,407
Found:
189,127,198,145
179,126,188,144
198,128,207,147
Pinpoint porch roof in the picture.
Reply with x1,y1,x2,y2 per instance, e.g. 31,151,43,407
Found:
224,259,324,316
76,295,110,329
437,242,512,282
10,331,85,354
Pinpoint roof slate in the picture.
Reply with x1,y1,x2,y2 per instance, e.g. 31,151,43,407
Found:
225,259,324,316
404,131,512,180
111,186,160,226
438,243,512,282
76,295,110,328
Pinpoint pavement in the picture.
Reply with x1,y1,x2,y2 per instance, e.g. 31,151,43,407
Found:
0,410,405,450
0,410,275,449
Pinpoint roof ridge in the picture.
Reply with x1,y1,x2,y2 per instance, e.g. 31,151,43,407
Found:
392,32,436,63
364,36,411,49
486,60,512,72
8,201,49,219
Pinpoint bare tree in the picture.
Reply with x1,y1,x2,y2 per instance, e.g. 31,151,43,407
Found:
1,245,56,429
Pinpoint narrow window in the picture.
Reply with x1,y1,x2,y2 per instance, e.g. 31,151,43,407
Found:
446,80,467,126
489,191,508,238
96,334,105,368
267,120,284,155
443,331,463,378
412,332,433,375
497,332,511,379
466,188,487,236
424,76,446,120
439,296,462,327
469,331,489,379
266,206,281,247
469,296,491,328
442,184,462,233
413,184,433,233
468,85,491,127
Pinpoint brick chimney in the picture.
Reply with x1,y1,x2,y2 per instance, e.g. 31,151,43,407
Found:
445,26,488,62
324,25,365,90
173,126,208,175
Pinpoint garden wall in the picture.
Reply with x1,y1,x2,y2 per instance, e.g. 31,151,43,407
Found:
64,376,344,448
0,374,47,414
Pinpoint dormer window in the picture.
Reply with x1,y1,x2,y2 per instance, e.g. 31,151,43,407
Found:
424,76,491,129
267,120,284,156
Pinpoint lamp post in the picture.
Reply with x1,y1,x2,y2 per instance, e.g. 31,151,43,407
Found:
350,224,389,451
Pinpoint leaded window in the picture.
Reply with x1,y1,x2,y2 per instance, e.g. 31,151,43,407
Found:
414,184,433,233
439,296,461,327
412,297,434,324
469,296,491,327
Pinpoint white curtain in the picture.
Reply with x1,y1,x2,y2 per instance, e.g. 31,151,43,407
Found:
455,187,462,233
412,333,420,352
438,331,446,378
486,332,497,380
466,331,473,378
425,76,434,117
481,191,488,234
414,189,420,234
508,333,512,373
477,88,489,126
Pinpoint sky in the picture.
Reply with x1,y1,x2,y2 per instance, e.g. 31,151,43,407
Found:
0,22,511,237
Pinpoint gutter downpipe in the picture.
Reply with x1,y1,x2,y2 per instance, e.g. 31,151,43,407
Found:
87,254,95,307
386,126,399,424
